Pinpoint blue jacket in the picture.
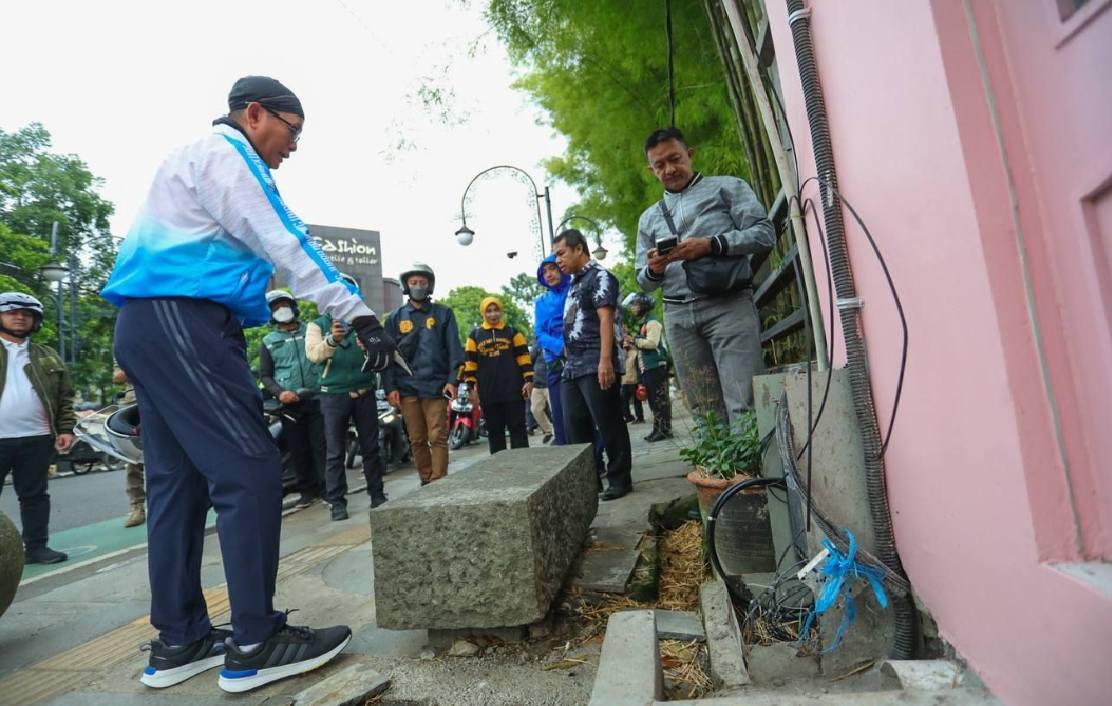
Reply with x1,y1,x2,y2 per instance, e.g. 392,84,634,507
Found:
102,122,373,327
533,254,570,364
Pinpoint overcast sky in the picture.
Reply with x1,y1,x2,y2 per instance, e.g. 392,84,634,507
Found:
1,0,622,301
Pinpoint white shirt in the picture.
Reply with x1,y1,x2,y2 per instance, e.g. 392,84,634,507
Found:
0,338,52,439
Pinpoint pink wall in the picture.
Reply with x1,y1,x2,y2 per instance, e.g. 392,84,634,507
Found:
761,1,1112,704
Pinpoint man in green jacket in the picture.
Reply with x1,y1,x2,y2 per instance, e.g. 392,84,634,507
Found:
0,292,75,564
305,278,385,519
259,291,326,508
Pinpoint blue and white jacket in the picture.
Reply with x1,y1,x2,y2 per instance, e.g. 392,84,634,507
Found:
102,122,373,328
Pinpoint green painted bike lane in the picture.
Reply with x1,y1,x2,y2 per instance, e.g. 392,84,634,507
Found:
20,509,217,582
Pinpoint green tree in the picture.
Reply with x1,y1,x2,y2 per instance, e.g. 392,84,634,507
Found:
500,270,546,322
439,285,533,346
484,0,749,254
0,124,119,400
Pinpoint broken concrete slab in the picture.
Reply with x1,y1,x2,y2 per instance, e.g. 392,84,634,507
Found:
700,579,750,688
291,662,390,706
588,610,663,706
572,548,641,594
592,525,644,551
746,642,820,683
370,444,597,630
654,609,706,642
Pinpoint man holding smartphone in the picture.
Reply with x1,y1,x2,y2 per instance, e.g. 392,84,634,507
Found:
306,275,388,517
634,127,775,424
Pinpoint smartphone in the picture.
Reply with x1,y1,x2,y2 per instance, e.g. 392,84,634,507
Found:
656,236,679,255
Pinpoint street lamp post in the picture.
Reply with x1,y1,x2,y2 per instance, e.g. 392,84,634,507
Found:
454,165,554,257
40,222,70,358
556,215,608,261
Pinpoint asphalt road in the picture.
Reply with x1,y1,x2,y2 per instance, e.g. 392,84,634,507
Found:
1,466,130,534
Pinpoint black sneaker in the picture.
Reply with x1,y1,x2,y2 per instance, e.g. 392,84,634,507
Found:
295,493,317,508
370,493,388,509
330,504,349,521
542,434,553,445
25,546,68,564
140,627,230,688
218,623,352,693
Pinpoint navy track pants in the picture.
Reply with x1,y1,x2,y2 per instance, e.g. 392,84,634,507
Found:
115,298,286,646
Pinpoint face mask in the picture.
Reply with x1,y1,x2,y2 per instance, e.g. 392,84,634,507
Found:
409,285,429,302
273,307,295,323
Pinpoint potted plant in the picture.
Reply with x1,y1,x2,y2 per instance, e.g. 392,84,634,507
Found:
680,410,775,574
680,410,762,509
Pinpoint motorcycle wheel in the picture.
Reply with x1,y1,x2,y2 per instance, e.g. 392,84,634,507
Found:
345,436,359,469
449,426,467,451
72,460,95,475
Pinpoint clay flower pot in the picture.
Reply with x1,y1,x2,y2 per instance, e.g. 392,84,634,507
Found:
686,467,761,513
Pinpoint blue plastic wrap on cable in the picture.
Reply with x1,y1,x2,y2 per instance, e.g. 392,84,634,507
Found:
797,530,888,653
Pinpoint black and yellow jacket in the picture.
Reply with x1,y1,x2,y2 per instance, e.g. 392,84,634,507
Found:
464,307,533,404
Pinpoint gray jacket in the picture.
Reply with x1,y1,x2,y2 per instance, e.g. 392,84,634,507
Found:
635,174,776,302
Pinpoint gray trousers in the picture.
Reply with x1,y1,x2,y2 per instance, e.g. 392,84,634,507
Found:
664,290,764,425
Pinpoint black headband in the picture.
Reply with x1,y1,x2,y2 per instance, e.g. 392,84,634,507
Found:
227,76,304,117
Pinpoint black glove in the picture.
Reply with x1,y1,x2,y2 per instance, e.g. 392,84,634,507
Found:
352,315,397,373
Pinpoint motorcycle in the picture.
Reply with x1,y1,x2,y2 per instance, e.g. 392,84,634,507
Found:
448,382,485,450
75,396,303,496
375,390,411,470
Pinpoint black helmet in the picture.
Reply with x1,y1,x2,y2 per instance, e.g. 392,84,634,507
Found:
399,263,436,296
622,292,654,316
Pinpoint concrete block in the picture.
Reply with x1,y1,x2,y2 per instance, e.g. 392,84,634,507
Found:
654,609,706,642
0,511,22,619
370,444,597,630
783,371,897,673
572,549,641,594
699,580,750,688
752,373,805,571
588,610,663,706
746,642,820,683
292,662,390,706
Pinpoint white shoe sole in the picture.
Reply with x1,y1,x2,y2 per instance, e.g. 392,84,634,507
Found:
217,633,352,693
140,654,224,688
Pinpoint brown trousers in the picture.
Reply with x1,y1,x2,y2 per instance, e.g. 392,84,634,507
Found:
399,396,449,483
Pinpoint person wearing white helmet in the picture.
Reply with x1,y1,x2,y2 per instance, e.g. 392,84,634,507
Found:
0,292,75,565
380,263,463,486
259,290,325,508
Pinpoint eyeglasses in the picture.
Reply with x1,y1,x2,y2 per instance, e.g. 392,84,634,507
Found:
266,109,302,144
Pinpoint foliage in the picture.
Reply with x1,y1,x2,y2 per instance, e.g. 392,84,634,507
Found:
499,270,547,323
0,124,120,400
484,0,750,255
679,410,762,480
439,285,533,346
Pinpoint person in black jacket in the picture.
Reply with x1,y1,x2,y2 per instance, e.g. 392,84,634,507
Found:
381,264,464,485
464,297,533,454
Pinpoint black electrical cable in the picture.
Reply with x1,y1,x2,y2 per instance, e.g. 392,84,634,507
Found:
664,0,676,127
798,176,908,458
704,476,786,606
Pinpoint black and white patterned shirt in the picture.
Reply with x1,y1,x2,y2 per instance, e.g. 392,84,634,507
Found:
562,260,624,380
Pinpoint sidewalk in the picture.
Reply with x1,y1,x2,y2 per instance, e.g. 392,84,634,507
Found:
0,409,697,706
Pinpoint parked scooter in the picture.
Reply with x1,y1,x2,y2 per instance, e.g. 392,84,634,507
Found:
376,390,411,469
448,382,485,450
76,398,302,496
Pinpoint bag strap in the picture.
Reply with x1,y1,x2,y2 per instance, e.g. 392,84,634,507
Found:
658,201,680,237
